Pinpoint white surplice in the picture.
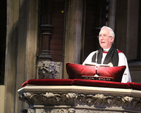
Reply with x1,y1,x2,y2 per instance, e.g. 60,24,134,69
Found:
82,50,132,83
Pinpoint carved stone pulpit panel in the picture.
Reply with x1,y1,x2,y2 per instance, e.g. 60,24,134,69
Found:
18,85,141,113
37,61,62,79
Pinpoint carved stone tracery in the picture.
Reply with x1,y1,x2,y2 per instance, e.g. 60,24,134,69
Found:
19,92,141,112
37,61,62,79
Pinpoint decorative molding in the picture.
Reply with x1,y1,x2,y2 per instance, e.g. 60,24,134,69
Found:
37,61,62,79
19,92,141,112
38,50,52,61
81,110,114,113
38,24,54,61
49,109,75,113
27,109,34,113
26,108,116,113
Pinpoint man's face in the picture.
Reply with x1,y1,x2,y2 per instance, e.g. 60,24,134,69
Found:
98,28,114,49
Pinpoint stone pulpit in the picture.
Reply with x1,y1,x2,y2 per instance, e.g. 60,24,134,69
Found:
18,79,141,113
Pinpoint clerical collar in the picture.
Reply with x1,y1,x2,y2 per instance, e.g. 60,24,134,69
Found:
103,48,110,52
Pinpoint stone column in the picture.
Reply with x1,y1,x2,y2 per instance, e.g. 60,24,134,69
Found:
107,0,116,31
39,24,53,61
63,0,83,78
37,24,62,79
37,0,62,79
38,0,53,61
15,1,39,113
4,0,19,113
5,0,39,113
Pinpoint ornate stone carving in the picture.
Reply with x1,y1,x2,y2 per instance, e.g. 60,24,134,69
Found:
81,110,114,113
19,92,141,111
42,108,75,113
25,108,75,113
27,108,34,113
37,61,62,79
51,109,68,113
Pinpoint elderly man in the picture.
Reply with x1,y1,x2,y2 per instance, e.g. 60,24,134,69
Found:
82,26,132,83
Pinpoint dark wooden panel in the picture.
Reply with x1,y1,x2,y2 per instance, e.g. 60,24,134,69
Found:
83,0,106,60
51,34,63,39
51,55,62,61
52,13,64,18
50,0,65,61
50,38,63,45
53,27,64,33
39,0,65,62
50,44,63,50
50,50,63,55
52,23,64,27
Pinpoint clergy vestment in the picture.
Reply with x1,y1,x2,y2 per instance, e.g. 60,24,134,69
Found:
82,49,132,83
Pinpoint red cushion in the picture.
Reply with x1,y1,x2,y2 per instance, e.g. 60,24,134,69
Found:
66,63,126,82
129,82,141,90
22,79,141,90
73,79,130,89
22,79,74,87
66,63,96,79
96,66,126,82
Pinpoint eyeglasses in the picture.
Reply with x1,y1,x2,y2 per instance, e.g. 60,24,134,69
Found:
97,35,112,39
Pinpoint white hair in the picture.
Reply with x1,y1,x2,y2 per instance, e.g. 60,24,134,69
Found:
101,26,115,38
